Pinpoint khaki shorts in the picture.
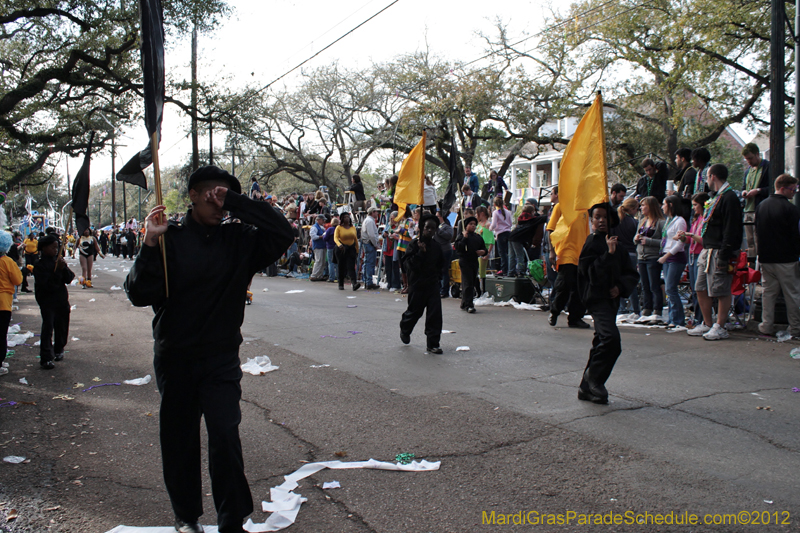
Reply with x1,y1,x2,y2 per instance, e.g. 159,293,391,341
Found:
695,248,735,298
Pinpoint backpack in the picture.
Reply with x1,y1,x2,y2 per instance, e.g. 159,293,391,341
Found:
528,259,545,284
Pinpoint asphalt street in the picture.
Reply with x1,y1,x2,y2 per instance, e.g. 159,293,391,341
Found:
1,256,798,532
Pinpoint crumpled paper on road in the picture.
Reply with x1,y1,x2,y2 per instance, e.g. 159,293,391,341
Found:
241,356,279,375
7,331,34,347
123,375,152,386
104,458,440,533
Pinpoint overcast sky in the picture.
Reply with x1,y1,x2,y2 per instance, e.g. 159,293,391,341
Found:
62,0,549,187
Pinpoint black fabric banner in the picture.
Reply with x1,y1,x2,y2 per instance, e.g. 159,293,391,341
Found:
72,132,95,235
140,0,165,137
116,142,151,189
441,137,460,214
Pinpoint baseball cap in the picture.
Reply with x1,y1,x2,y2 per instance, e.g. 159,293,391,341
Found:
187,166,242,194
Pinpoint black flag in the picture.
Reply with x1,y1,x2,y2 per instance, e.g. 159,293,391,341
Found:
441,137,460,214
116,143,151,189
117,0,164,189
72,132,95,236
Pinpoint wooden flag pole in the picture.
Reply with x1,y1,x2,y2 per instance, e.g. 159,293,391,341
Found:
151,131,169,298
56,205,73,271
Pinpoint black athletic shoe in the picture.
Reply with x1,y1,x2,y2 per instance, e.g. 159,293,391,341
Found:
353,282,361,291
427,346,443,354
40,360,55,370
568,320,591,329
54,352,64,362
400,332,410,344
548,313,558,326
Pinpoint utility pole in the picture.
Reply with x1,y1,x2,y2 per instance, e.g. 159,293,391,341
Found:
795,0,800,204
770,0,785,179
111,135,117,226
191,24,200,172
209,119,214,165
123,182,127,225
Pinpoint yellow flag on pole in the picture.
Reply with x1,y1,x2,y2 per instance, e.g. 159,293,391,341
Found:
558,92,608,226
550,92,607,266
394,131,426,221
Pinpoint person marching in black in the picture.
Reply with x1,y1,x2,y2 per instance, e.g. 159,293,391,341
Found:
400,215,444,353
125,166,294,533
32,234,75,370
577,203,639,404
455,215,486,314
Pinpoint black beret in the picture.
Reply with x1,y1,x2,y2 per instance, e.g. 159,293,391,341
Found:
187,166,242,195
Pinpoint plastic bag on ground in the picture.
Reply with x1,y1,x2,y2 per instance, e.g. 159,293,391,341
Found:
242,356,279,375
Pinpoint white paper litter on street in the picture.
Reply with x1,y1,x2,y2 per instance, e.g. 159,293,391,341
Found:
72,337,80,341
19,377,28,385
7,331,34,346
8,324,20,334
123,375,152,386
347,296,356,299
3,456,26,464
472,295,543,310
89,298,96,302
110,285,123,291
455,346,470,351
106,459,440,533
776,330,792,342
441,330,455,334
241,356,279,375
33,340,40,346
70,305,77,310
322,481,340,489
285,290,305,294
309,364,330,368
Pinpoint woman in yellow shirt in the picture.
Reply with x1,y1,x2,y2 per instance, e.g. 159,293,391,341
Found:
20,233,38,293
334,212,360,291
0,231,23,375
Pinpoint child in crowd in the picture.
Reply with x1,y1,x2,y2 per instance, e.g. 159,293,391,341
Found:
0,232,23,376
32,234,74,369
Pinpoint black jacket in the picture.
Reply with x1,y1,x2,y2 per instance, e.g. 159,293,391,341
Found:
610,214,637,256
125,191,294,359
743,159,771,210
509,215,547,246
635,161,669,202
578,232,639,306
755,194,800,263
402,237,444,289
33,255,75,305
455,231,486,267
701,187,743,262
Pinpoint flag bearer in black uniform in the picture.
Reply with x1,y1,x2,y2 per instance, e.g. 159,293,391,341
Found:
400,215,445,353
577,203,639,404
125,166,294,533
33,234,74,370
454,216,486,314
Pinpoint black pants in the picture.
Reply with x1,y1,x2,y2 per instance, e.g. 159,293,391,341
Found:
38,299,70,363
337,245,357,288
0,310,10,366
583,299,622,390
154,351,253,531
459,260,478,309
22,253,37,290
550,263,586,324
400,284,443,348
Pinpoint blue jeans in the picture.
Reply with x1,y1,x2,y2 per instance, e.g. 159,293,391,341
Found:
619,252,640,315
389,256,402,289
638,258,663,315
509,241,526,276
362,242,377,286
327,248,338,281
687,253,701,320
495,232,510,274
663,261,686,326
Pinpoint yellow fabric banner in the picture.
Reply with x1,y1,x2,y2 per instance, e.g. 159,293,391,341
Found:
549,92,607,267
394,131,426,221
558,92,608,226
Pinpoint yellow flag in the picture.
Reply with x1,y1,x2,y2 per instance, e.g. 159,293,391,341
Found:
394,131,426,221
558,92,608,227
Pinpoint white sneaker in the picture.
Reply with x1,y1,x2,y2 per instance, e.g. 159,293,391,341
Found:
687,323,712,336
0,366,8,375
703,323,729,341
1,361,8,368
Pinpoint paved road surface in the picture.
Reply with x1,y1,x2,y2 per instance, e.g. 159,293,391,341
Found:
0,257,797,532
